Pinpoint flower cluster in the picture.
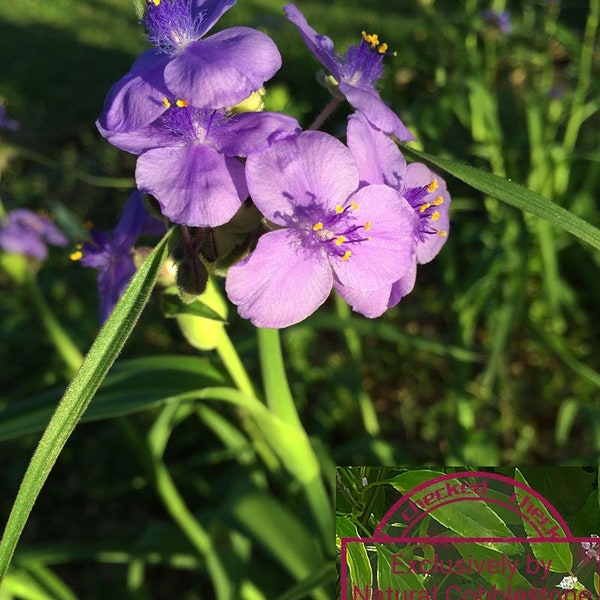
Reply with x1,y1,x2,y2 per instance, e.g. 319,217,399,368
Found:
581,535,599,562
91,0,450,328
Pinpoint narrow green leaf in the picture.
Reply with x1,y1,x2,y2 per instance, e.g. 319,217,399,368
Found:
336,517,372,591
160,292,226,322
399,145,600,252
513,469,572,572
0,356,226,441
0,228,174,582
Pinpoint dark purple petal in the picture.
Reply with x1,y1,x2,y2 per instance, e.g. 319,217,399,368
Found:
283,3,340,76
97,50,171,133
342,84,415,141
226,229,333,328
113,191,147,248
96,250,136,323
217,111,301,157
346,112,406,188
136,145,247,226
192,0,237,34
330,185,418,290
164,27,281,109
245,131,358,222
0,105,19,131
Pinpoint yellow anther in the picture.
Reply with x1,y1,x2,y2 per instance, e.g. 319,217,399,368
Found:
176,98,188,107
433,196,444,206
378,43,388,54
335,236,345,246
70,250,83,261
437,230,448,237
162,97,171,108
431,211,440,221
335,205,344,214
341,250,352,261
364,221,372,231
148,0,160,5
419,203,431,213
312,222,324,231
361,31,380,48
350,201,359,211
427,179,439,193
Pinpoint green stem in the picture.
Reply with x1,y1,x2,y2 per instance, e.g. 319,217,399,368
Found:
26,275,83,379
215,329,256,398
256,328,299,428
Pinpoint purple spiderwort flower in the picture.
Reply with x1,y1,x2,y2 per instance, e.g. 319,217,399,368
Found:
75,191,165,322
337,113,450,317
482,9,512,35
225,130,419,328
98,104,300,227
0,209,68,260
0,103,19,131
283,3,414,141
97,0,282,133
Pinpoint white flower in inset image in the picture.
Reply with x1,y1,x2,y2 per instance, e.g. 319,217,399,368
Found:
556,576,578,590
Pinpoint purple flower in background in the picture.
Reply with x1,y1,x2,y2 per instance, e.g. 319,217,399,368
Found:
99,104,300,227
98,0,282,133
0,209,68,260
339,113,450,317
75,191,164,322
283,3,414,141
225,131,418,328
482,9,512,35
0,103,19,131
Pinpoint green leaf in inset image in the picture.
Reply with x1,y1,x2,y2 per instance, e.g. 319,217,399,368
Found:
336,516,372,591
514,469,572,573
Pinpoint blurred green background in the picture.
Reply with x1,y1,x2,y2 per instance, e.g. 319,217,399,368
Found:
1,0,600,595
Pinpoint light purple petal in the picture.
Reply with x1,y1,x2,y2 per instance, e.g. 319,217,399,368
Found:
404,163,450,263
283,4,340,76
334,283,391,318
96,119,177,155
136,145,247,227
347,112,406,188
226,229,332,328
245,131,358,222
192,0,237,35
218,112,301,157
97,50,171,133
164,27,281,109
388,259,417,306
331,185,418,290
342,84,415,141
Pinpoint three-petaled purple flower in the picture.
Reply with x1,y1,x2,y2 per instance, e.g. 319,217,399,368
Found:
0,209,68,260
99,104,300,227
76,191,165,322
283,3,414,141
337,113,450,317
482,9,512,35
225,130,419,328
98,0,282,133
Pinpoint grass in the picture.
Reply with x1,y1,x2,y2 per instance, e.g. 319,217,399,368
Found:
0,0,600,596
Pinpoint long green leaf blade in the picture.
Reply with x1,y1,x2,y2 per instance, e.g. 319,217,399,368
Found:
400,145,600,251
0,228,173,581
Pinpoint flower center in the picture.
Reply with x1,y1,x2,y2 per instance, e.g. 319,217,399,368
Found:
156,102,228,145
404,178,447,241
308,201,371,261
340,31,394,87
142,0,204,54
